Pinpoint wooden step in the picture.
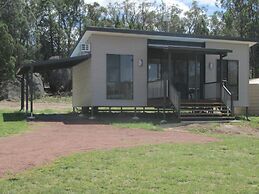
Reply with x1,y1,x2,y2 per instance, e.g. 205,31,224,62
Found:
181,116,235,121
180,107,228,111
181,113,230,117
181,104,224,108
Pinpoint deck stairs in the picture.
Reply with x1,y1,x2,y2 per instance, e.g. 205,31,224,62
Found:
179,101,235,121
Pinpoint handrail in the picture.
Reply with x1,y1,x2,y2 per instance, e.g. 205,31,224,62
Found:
169,83,181,117
221,82,234,116
222,84,231,96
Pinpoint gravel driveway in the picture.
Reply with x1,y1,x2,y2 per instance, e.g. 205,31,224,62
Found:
0,121,217,177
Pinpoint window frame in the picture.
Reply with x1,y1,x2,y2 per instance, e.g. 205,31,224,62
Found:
217,59,239,101
106,54,134,100
148,62,162,82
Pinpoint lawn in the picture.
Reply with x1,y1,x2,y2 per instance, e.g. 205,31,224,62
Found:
0,110,28,137
0,108,258,193
98,114,165,131
34,95,72,103
0,133,258,193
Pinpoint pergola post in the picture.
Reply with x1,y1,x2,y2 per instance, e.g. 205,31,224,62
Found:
28,66,35,119
20,74,25,111
25,72,29,114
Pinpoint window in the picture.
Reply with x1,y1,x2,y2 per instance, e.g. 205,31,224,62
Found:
217,60,239,100
148,59,161,81
107,54,133,99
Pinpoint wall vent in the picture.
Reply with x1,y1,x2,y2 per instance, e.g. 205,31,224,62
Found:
80,43,90,55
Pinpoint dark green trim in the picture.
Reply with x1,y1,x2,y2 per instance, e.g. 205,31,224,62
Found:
149,45,232,56
148,39,205,48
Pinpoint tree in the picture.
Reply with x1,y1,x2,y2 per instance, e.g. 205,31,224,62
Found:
219,0,259,77
0,0,35,65
183,1,209,35
55,0,85,55
0,22,15,82
84,2,107,28
121,0,138,29
209,11,225,36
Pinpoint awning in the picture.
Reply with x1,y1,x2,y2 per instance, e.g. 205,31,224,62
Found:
148,44,232,56
17,54,91,74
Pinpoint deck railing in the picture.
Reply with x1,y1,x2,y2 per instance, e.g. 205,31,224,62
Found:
148,80,180,117
169,84,181,116
221,82,234,116
147,80,168,99
204,81,221,99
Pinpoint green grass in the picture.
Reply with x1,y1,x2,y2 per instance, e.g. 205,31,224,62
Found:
0,110,28,137
35,95,72,103
34,108,72,114
0,109,258,193
112,121,162,131
96,114,169,131
234,116,259,129
0,135,258,193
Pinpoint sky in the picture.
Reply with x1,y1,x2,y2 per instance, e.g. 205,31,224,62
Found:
85,0,222,15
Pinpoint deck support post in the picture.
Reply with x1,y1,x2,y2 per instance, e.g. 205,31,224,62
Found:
20,74,25,111
132,107,139,120
245,107,249,121
89,106,95,120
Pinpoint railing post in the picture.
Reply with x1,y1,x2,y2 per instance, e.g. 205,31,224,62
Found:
178,91,181,119
231,95,234,116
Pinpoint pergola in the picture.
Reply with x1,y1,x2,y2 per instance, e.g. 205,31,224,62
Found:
17,54,91,118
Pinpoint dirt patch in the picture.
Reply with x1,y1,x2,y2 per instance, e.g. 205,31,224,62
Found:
0,121,217,177
166,123,259,137
216,123,259,136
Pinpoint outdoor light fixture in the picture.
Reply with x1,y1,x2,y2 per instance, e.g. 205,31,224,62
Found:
138,59,144,67
209,62,214,70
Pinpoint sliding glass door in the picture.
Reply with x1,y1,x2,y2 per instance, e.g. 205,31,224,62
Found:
188,57,201,100
173,55,188,99
172,54,204,100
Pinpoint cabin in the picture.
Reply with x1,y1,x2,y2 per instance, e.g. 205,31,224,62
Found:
18,27,258,121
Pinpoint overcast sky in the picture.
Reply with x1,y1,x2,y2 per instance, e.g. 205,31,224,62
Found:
85,0,221,15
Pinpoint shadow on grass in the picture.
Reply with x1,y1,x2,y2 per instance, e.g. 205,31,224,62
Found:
3,112,27,122
3,112,179,128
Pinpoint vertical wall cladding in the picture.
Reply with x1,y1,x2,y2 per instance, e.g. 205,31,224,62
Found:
72,59,92,107
90,34,148,106
249,84,259,115
205,42,250,107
